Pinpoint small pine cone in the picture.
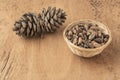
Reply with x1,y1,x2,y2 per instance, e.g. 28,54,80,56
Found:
13,13,42,37
39,7,67,33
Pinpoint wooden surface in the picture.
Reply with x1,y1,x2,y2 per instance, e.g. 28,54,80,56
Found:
0,0,120,80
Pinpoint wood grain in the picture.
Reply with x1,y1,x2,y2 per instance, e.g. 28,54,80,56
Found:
0,0,120,80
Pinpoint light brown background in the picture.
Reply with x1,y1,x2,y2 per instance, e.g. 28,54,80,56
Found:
0,0,120,80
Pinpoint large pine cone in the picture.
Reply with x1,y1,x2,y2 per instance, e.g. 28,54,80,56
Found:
39,7,67,33
13,7,67,38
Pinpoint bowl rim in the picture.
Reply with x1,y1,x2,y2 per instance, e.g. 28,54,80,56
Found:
63,19,112,51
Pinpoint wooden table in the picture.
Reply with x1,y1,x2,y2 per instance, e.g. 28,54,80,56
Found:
0,0,120,80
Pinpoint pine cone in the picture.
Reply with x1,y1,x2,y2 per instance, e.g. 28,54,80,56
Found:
13,13,41,37
39,7,67,33
13,7,67,38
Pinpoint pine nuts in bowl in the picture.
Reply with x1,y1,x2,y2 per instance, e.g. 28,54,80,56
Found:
63,19,112,57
